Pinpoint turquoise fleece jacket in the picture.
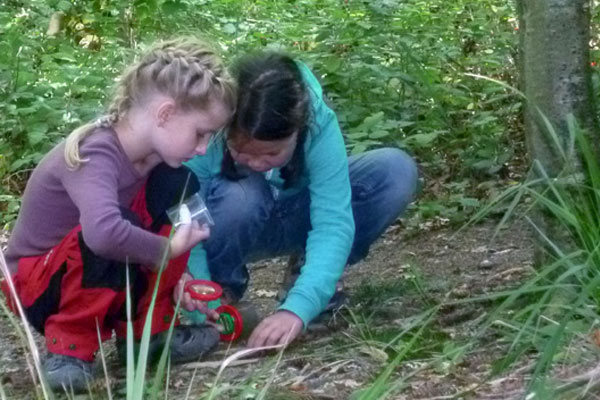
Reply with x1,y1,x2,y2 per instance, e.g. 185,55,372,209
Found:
184,62,355,326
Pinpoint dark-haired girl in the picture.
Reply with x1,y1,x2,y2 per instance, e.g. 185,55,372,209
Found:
185,53,418,347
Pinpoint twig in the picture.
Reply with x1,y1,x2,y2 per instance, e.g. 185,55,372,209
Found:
486,266,531,282
478,391,526,400
282,359,353,387
183,357,262,370
555,363,600,394
486,362,533,386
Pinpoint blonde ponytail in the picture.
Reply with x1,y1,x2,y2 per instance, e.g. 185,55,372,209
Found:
64,123,95,169
64,113,119,170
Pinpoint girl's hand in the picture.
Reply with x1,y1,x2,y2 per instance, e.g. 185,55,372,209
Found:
169,205,210,259
247,310,303,348
173,273,219,321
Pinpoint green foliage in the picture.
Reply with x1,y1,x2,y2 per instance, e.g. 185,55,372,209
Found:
0,0,520,226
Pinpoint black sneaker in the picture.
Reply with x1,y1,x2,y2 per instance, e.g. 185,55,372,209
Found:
169,324,219,363
322,283,348,313
220,286,241,306
44,353,93,393
276,253,304,302
117,324,219,365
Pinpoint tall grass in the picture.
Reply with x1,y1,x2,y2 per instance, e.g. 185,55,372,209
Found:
0,249,53,399
127,174,195,400
0,176,191,399
350,306,440,400
463,114,600,397
0,172,294,399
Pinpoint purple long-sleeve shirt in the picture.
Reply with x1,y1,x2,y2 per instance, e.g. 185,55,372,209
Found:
5,128,169,274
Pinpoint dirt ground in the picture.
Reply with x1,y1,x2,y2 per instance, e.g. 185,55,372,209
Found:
2,215,566,399
236,217,538,400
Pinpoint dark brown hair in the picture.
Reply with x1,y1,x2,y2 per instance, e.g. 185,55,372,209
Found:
222,52,310,188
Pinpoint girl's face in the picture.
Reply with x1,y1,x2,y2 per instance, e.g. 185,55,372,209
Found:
227,132,298,172
155,100,230,168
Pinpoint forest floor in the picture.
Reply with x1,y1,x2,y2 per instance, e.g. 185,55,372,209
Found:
4,215,590,399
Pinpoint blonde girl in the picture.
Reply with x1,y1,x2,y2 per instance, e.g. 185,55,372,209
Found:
2,38,235,392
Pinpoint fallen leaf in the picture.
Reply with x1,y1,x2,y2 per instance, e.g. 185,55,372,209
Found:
591,330,600,347
359,345,388,363
338,379,361,388
472,246,488,253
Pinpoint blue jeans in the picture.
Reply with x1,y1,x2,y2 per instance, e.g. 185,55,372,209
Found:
200,148,418,300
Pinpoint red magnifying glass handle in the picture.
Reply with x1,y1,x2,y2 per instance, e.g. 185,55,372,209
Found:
216,304,244,341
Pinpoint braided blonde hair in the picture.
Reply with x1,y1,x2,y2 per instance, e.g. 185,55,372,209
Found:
64,37,236,169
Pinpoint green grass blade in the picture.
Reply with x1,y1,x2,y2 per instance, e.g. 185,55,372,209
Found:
151,296,181,395
184,367,198,400
354,306,439,400
132,247,171,400
132,173,193,400
534,107,569,164
463,72,526,99
0,250,53,399
126,265,135,400
96,318,113,400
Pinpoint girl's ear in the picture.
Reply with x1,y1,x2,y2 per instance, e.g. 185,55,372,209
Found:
156,100,176,127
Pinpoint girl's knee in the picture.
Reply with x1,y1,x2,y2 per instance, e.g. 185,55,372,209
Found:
350,148,418,228
368,148,418,198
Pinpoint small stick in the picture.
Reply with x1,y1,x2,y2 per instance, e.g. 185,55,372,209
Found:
183,357,261,370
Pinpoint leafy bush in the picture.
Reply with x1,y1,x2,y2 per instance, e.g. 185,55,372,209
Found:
0,0,521,227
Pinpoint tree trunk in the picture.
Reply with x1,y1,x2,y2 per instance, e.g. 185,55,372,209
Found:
518,0,597,269
520,0,596,174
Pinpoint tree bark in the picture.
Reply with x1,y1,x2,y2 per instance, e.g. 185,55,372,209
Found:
518,0,597,268
520,0,596,174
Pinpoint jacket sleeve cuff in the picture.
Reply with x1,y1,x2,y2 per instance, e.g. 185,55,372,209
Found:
186,245,211,279
183,245,219,325
277,291,321,328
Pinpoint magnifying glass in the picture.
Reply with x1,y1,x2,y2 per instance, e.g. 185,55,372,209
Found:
184,279,244,341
